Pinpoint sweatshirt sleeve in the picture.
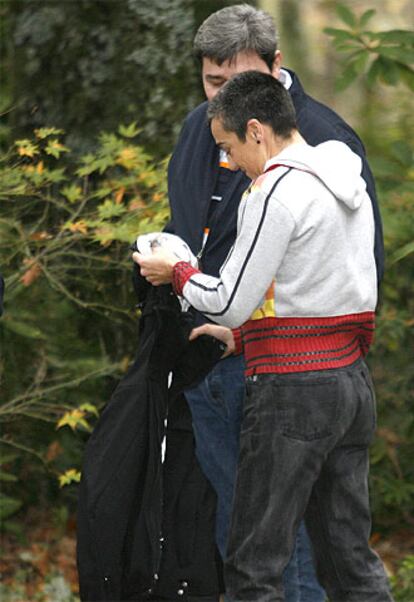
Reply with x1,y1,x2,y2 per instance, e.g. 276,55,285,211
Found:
177,173,296,328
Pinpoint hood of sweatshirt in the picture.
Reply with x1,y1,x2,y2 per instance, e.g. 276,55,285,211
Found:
264,140,367,210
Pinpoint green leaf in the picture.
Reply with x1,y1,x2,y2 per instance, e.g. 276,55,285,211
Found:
2,316,47,340
370,156,405,179
98,199,127,219
34,127,64,140
377,56,400,85
390,141,413,168
397,63,414,91
0,453,19,465
118,122,141,138
335,4,357,29
0,494,23,520
44,139,70,159
331,42,362,53
373,30,414,45
335,62,358,91
0,471,18,482
324,27,358,42
352,51,370,74
378,47,414,65
366,57,382,86
61,184,82,203
390,241,414,264
42,167,67,183
359,9,376,28
90,186,113,200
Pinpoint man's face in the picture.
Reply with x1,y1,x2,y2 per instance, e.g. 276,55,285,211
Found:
202,50,281,101
211,117,265,180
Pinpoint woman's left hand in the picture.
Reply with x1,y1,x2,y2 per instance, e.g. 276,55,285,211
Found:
189,323,235,358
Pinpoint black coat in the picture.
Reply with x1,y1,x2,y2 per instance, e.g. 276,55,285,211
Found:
77,278,225,601
167,69,384,284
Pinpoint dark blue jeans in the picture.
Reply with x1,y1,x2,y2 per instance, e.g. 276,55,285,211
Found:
185,354,325,601
225,360,393,602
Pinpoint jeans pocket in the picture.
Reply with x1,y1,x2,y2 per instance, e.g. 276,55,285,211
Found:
272,377,339,442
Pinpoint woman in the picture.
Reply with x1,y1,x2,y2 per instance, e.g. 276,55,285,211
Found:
133,71,393,602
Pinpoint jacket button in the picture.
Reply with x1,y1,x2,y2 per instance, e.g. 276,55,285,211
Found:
181,581,188,588
177,589,184,595
154,573,159,580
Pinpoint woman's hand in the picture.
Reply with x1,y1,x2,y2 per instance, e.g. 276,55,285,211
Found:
189,323,235,358
132,247,179,286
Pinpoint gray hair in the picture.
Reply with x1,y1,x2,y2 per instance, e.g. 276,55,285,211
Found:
194,4,278,70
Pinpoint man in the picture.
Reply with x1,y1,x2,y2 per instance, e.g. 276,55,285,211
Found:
163,4,383,599
134,70,393,602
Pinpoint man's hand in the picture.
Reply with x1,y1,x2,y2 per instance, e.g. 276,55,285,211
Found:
189,323,235,358
132,247,179,286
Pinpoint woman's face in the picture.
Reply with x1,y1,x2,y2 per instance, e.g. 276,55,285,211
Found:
211,117,266,180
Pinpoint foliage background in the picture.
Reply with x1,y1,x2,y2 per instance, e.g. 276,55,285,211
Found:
0,0,413,599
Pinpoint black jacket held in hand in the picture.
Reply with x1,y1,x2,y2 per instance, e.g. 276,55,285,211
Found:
77,272,225,601
167,69,384,284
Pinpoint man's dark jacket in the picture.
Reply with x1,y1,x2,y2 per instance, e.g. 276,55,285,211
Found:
167,69,384,283
77,279,225,601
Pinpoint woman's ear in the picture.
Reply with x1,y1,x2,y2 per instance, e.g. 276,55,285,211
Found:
246,119,263,144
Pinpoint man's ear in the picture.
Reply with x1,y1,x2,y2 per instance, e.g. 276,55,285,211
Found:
271,50,282,79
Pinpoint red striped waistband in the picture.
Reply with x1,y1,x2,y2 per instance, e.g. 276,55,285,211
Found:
240,312,375,375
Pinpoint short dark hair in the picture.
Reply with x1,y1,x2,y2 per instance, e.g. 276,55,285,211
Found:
207,71,297,141
194,4,278,71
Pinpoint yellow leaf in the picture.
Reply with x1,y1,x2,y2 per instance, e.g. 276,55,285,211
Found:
114,186,126,204
120,356,131,373
152,192,164,203
79,403,99,417
58,468,81,488
68,220,88,235
16,139,39,158
116,147,137,169
56,408,90,431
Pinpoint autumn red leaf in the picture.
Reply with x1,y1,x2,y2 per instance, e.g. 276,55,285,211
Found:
20,259,42,286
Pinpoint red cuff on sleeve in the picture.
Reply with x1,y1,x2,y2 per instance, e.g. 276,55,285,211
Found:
172,261,200,296
232,328,243,356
